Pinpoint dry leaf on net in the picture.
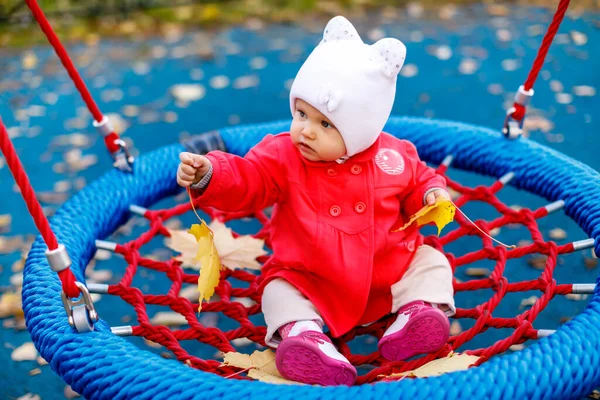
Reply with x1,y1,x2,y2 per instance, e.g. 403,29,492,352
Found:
381,352,480,380
393,197,456,236
222,349,299,385
209,220,267,270
165,229,199,268
166,220,267,271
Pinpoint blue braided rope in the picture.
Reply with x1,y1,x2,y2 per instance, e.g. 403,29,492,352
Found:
23,117,600,399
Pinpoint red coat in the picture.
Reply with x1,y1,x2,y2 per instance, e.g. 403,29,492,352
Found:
194,132,446,337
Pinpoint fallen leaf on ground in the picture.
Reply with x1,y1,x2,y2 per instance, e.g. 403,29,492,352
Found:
565,294,587,301
519,295,539,309
393,198,455,236
0,291,23,318
381,352,480,379
3,317,27,330
64,385,81,399
584,256,598,270
12,342,38,361
86,269,113,283
150,312,188,326
588,390,600,400
0,214,11,230
549,228,567,240
179,285,199,301
450,320,462,336
222,349,299,385
17,394,41,400
465,267,490,277
231,337,254,347
527,255,548,270
0,235,25,255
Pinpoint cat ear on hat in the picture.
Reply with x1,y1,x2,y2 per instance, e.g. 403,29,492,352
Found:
322,15,362,44
371,38,407,78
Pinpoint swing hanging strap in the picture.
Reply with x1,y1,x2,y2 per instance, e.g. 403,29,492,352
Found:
0,118,98,332
503,0,571,138
24,0,135,172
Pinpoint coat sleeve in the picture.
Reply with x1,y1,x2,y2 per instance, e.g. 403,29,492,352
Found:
190,134,285,212
401,140,447,218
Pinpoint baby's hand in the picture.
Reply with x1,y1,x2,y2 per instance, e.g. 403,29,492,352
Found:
425,188,450,206
177,152,211,188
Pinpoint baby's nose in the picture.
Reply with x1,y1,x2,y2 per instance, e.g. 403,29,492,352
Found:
302,125,316,139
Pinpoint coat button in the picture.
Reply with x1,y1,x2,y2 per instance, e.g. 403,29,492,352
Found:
350,164,362,175
327,168,337,176
407,240,415,252
354,202,366,214
329,205,341,217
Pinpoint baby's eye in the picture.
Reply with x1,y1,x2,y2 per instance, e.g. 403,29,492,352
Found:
321,121,331,128
298,110,306,118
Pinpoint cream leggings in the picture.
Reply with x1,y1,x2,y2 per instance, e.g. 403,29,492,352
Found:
261,245,456,347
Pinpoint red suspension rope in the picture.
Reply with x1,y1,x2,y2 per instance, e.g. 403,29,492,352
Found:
25,0,103,122
25,0,134,170
522,0,571,92
506,0,570,126
0,118,80,298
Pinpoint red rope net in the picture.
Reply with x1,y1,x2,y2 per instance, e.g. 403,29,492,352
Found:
99,162,580,384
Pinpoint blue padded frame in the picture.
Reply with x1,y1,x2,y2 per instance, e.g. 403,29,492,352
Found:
23,117,600,399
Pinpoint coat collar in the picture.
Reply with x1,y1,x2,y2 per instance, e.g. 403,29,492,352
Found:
295,134,382,167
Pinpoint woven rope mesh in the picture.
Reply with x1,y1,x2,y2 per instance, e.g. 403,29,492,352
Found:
96,160,582,385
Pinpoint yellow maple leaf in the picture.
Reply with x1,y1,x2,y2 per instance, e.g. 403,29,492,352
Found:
189,222,222,310
165,221,266,271
394,197,456,236
381,352,480,380
222,349,300,385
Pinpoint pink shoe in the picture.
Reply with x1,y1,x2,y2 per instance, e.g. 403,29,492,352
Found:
276,331,357,386
378,301,450,361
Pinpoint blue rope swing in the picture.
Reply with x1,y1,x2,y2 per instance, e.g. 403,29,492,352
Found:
22,117,600,399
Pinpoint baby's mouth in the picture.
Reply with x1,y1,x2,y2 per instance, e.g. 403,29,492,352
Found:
298,142,315,153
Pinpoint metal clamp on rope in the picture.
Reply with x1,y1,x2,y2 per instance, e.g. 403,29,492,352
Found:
502,85,534,140
45,244,71,272
93,116,135,173
112,138,135,173
61,281,99,333
502,107,523,139
47,245,98,332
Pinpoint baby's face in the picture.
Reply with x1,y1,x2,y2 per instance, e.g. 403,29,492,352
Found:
290,99,347,162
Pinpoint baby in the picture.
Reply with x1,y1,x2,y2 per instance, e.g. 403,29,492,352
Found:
177,16,455,386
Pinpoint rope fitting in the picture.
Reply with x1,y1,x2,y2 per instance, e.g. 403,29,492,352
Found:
61,281,98,333
93,116,135,172
112,138,135,172
503,87,534,139
45,243,71,272
515,85,534,106
92,115,114,136
502,107,523,139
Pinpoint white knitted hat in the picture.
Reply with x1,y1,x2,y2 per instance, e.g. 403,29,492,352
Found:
290,16,406,157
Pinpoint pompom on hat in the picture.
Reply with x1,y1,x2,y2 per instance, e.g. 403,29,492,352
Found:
290,16,406,157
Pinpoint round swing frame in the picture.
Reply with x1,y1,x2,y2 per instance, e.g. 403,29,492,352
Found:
22,117,600,399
